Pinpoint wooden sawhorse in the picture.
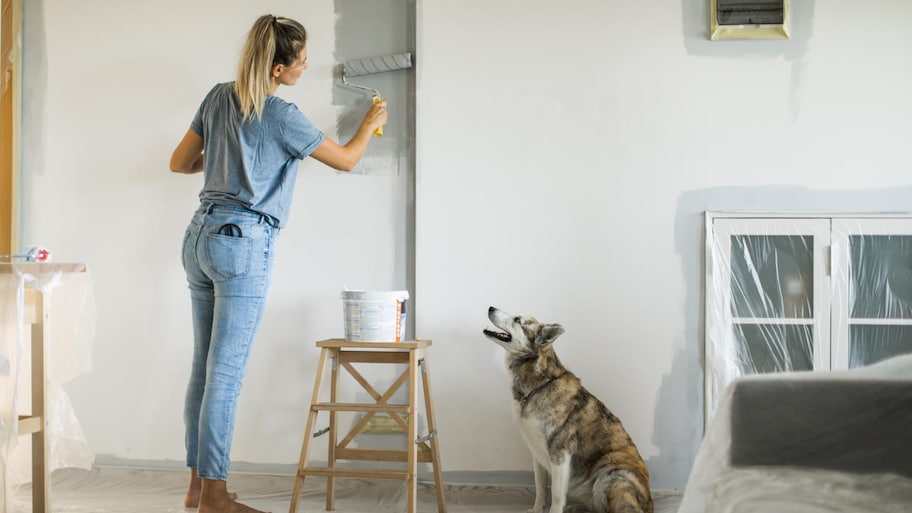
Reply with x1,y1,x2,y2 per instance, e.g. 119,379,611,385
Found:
289,339,445,513
2,262,88,513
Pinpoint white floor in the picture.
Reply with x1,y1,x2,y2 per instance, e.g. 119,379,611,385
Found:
11,466,683,513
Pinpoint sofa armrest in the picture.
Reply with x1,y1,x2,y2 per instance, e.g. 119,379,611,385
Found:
729,379,912,478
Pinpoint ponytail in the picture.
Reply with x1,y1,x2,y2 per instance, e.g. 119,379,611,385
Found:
235,15,308,121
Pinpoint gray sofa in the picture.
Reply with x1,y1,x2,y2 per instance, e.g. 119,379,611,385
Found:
679,354,912,513
729,378,912,478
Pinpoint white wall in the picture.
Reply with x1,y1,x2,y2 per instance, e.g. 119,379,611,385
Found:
23,0,410,472
415,0,912,489
20,0,912,491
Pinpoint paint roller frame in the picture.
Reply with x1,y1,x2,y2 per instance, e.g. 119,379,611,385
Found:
338,52,413,137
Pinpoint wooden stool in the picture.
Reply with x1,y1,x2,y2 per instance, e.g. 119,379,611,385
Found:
289,339,446,513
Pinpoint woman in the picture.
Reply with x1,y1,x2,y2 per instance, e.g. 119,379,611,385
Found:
170,14,386,513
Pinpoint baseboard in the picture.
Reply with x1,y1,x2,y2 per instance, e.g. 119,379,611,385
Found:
91,454,536,487
90,455,682,494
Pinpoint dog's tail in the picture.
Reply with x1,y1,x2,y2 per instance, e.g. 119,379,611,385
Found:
592,468,654,513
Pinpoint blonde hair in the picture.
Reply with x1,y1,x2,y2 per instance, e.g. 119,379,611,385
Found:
235,15,307,121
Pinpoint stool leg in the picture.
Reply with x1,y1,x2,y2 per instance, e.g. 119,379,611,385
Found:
289,347,329,513
406,349,418,513
420,354,447,513
31,291,49,513
326,349,339,510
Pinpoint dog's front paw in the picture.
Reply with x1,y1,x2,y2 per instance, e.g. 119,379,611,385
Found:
527,508,545,513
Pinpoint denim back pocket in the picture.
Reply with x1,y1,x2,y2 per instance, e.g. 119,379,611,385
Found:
206,233,252,280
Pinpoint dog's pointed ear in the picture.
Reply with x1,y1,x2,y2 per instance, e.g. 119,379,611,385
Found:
536,323,565,348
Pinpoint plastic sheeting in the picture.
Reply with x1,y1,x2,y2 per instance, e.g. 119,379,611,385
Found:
10,466,683,513
0,263,95,512
705,215,912,419
680,354,912,513
695,216,912,512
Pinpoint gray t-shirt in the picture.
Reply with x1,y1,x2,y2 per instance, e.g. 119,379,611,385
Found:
190,82,325,228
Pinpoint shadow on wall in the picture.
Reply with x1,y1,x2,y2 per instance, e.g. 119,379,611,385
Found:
21,0,49,240
239,303,317,426
647,344,701,489
648,184,912,490
679,0,817,121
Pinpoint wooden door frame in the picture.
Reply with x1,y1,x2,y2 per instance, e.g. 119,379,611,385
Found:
1,0,21,257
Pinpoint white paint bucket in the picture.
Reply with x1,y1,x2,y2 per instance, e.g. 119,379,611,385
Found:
341,289,409,342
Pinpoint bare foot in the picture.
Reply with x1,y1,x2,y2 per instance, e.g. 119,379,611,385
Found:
185,469,238,508
185,489,239,508
198,496,267,513
198,478,266,513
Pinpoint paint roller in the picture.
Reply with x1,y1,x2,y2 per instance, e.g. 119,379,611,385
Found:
339,52,413,137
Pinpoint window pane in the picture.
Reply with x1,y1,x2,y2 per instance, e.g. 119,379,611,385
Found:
849,325,912,368
734,323,814,374
849,235,912,319
731,235,814,319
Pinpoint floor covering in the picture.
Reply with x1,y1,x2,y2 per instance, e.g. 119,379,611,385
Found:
11,466,683,513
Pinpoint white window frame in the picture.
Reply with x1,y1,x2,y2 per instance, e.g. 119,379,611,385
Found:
704,212,831,424
831,217,912,370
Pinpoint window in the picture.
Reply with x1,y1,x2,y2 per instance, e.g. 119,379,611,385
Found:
704,213,912,422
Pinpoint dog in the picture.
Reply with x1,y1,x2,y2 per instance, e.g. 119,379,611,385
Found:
484,306,653,513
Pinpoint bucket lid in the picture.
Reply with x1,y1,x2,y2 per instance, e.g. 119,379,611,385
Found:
340,289,409,300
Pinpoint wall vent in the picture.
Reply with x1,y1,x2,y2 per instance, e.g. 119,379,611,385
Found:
710,0,789,40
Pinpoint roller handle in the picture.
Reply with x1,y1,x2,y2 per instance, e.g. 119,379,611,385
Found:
373,94,383,137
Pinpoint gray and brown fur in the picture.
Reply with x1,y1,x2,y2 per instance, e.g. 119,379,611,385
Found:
484,306,653,513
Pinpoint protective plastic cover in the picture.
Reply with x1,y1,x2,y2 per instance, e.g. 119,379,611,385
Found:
705,215,912,412
680,354,912,513
0,263,95,512
692,215,912,512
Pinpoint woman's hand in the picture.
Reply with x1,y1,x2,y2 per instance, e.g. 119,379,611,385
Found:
362,98,388,133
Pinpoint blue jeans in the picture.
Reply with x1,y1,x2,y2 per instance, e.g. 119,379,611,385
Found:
181,203,279,481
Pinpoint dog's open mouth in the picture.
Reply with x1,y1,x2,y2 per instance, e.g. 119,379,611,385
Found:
483,327,512,343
